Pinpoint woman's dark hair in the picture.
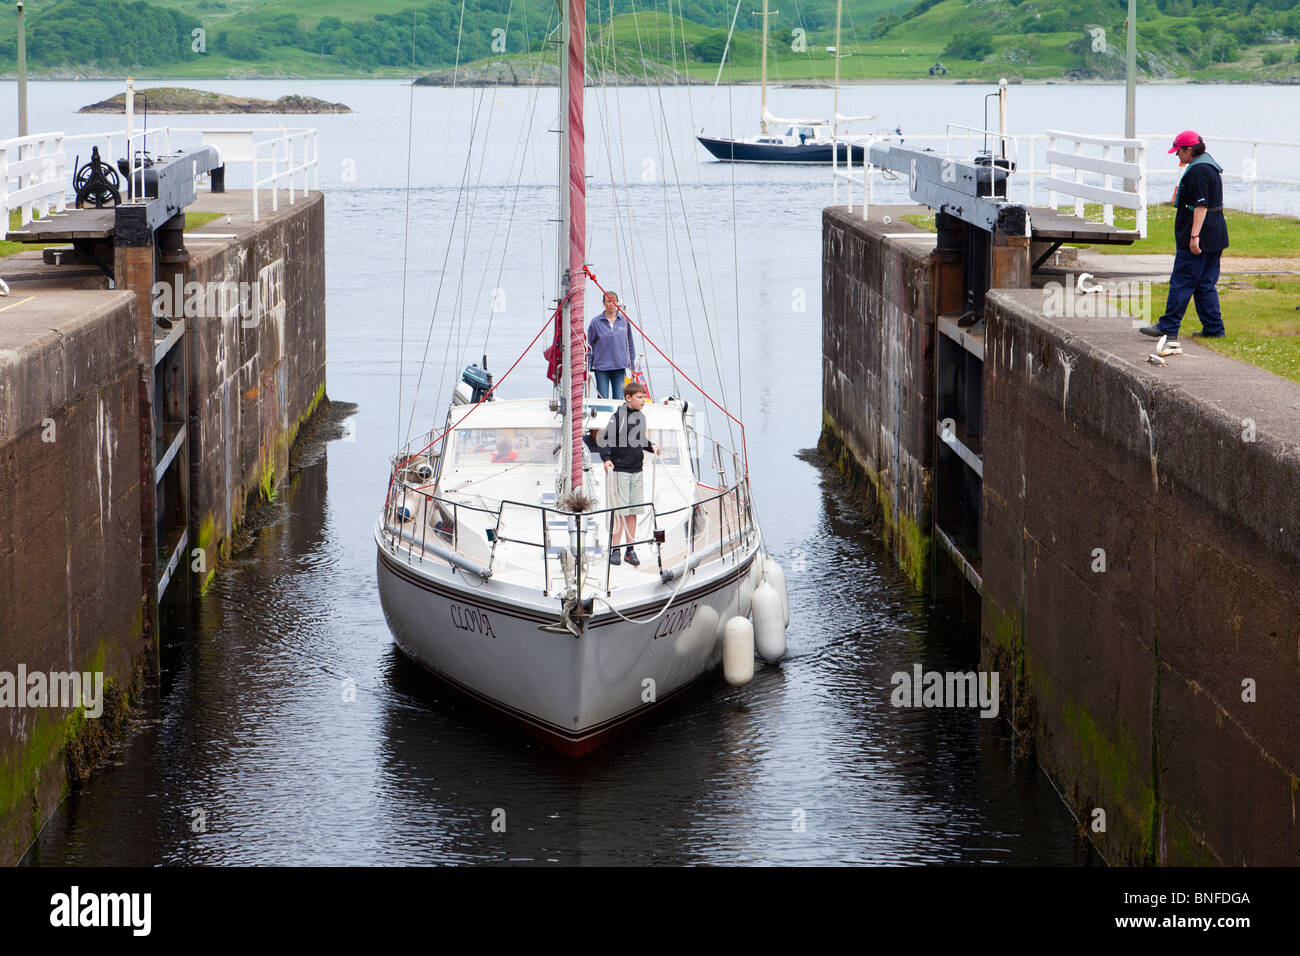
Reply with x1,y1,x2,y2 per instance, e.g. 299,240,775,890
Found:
1188,141,1206,158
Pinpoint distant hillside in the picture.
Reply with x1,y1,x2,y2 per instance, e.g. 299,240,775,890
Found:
1,0,1298,82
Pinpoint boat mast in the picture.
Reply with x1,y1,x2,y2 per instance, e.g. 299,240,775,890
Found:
559,0,587,498
759,0,770,134
833,0,842,137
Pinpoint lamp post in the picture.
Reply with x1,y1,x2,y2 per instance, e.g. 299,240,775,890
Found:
1124,0,1137,189
17,2,28,136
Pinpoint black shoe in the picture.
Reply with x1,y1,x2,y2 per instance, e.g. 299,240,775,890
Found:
1139,325,1176,339
610,548,621,566
1193,330,1225,338
624,547,640,567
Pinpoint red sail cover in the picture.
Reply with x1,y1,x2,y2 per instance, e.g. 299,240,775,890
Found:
544,313,563,384
567,0,587,493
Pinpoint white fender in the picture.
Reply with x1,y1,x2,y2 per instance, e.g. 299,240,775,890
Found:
723,617,755,686
762,555,789,628
751,580,786,662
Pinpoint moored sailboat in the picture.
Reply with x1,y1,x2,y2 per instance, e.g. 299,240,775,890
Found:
697,0,874,164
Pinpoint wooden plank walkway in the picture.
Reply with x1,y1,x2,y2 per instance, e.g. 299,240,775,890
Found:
5,208,115,243
1029,206,1139,245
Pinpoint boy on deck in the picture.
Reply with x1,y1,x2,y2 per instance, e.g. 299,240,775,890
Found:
598,381,659,567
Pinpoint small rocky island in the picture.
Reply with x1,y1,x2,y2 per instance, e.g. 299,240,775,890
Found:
78,87,351,114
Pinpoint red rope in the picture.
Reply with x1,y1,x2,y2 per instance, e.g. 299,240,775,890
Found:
396,301,567,470
583,265,748,475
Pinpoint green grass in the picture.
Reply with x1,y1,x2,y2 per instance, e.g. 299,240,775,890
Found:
1165,275,1300,384
185,211,225,229
1065,204,1300,258
1,208,61,258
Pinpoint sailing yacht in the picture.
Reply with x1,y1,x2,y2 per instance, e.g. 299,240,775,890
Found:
374,0,788,755
697,0,873,164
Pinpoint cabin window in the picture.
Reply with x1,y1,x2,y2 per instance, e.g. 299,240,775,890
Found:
451,428,560,466
649,430,683,466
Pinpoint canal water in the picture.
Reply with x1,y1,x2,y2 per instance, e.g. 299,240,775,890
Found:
23,77,1294,866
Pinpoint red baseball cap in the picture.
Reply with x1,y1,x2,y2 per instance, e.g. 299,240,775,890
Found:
1168,130,1202,153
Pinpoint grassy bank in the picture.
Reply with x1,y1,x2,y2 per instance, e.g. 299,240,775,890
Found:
1165,275,1300,384
1068,204,1300,258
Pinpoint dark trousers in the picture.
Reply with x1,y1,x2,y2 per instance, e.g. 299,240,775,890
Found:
1158,248,1224,336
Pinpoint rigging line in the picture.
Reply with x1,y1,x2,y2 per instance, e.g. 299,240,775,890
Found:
400,304,564,468
595,0,671,400
655,83,738,454
711,0,744,94
399,0,419,451
481,81,549,358
439,0,471,176
624,0,691,403
728,43,743,437
436,87,494,423
403,83,491,448
446,0,499,382
669,0,726,353
583,266,748,472
623,0,702,409
602,25,659,400
589,1,652,396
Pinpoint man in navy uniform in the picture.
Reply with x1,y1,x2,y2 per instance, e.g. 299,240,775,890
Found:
1140,130,1229,341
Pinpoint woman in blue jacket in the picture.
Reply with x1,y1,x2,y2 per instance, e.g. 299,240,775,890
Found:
587,290,635,399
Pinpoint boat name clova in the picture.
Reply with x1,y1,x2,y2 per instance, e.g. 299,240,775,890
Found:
652,602,699,641
450,603,498,639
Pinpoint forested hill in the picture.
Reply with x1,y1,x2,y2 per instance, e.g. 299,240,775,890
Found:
1,0,1298,83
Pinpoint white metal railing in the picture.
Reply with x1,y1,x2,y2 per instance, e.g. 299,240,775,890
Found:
1139,133,1300,213
833,128,1300,227
1043,130,1147,237
248,128,319,221
1,131,67,227
2,125,318,227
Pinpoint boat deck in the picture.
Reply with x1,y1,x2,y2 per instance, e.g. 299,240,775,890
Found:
386,478,750,597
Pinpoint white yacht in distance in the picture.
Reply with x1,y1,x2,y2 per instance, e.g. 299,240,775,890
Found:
374,0,788,755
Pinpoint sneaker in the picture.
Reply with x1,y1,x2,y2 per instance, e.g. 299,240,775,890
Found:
1139,325,1176,339
1192,330,1225,338
624,547,640,567
610,548,621,566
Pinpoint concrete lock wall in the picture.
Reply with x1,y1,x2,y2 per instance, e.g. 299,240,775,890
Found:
0,191,327,864
180,193,327,585
820,207,955,588
981,287,1300,866
0,291,145,864
822,206,1298,865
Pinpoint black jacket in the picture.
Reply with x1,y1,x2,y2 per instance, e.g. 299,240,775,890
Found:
598,405,653,473
1173,155,1229,253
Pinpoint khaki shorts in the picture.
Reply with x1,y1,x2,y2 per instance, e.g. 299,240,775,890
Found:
607,469,646,516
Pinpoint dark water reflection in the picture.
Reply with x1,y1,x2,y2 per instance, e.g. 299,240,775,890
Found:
27,436,1095,865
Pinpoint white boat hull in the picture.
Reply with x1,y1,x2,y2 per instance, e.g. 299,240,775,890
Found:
375,522,759,754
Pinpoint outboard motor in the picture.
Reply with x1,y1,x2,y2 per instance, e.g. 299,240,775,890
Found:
462,360,493,404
